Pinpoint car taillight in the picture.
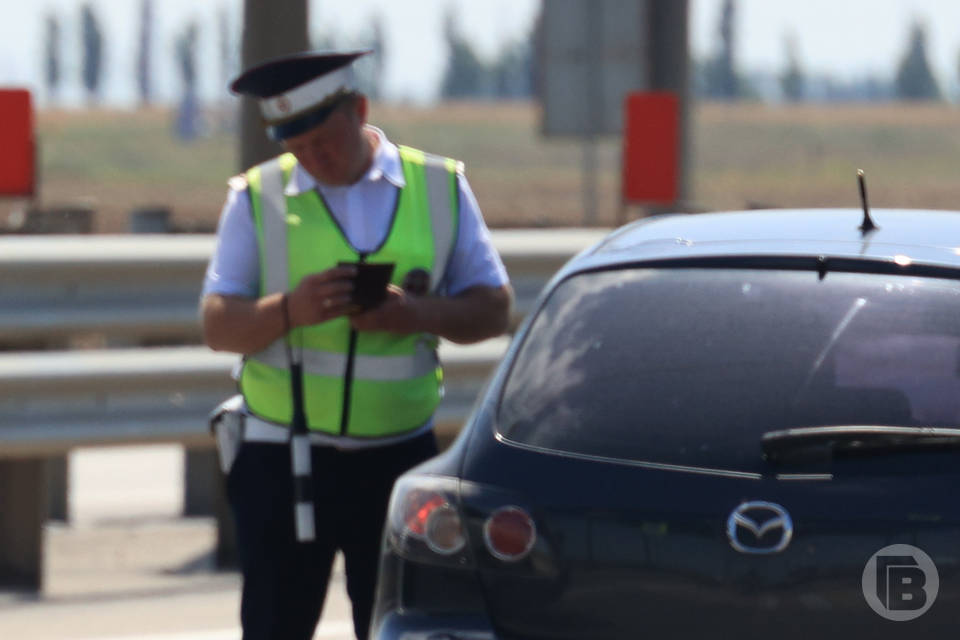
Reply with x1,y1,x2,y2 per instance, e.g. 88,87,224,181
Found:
401,489,467,555
403,490,446,536
483,506,536,562
424,502,467,555
387,476,472,565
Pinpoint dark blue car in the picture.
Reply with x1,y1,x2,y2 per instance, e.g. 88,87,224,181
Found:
372,209,960,639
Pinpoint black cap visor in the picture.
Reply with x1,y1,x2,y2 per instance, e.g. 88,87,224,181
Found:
231,51,369,97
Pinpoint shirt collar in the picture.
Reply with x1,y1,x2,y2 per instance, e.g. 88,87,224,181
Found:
285,125,406,196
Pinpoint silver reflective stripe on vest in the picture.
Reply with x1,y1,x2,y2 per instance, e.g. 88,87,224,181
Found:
423,155,456,294
258,158,289,295
252,339,439,380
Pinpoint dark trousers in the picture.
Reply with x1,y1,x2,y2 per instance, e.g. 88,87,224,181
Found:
227,431,438,640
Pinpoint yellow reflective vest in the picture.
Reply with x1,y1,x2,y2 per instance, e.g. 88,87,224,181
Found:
239,147,460,438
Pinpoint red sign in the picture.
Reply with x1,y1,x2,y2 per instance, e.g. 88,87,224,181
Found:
0,89,35,197
622,92,678,206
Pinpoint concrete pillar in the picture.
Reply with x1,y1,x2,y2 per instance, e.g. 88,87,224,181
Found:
0,459,48,591
646,0,690,207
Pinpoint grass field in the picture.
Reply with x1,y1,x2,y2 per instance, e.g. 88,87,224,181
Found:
23,101,960,233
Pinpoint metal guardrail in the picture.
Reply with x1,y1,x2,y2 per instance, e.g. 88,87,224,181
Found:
0,339,510,458
0,228,612,452
0,229,608,345
0,228,608,591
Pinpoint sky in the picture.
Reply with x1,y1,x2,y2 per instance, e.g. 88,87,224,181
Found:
2,0,960,107
692,0,960,88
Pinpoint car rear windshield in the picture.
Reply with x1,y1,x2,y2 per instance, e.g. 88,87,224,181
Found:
497,267,960,472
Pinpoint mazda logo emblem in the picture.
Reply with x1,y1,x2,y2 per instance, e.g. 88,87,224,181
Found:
727,501,793,554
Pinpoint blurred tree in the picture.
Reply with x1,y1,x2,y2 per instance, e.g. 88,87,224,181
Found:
175,22,198,95
492,40,534,99
218,6,233,93
895,22,941,101
440,8,533,102
80,3,104,104
312,13,382,98
214,5,237,132
136,0,154,106
361,14,386,100
44,14,61,105
702,0,740,99
174,22,200,140
780,33,804,102
440,10,491,99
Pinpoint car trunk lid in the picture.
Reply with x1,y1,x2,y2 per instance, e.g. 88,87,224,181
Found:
462,446,960,640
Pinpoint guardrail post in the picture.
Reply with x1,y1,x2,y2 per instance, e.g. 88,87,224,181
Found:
215,474,238,568
183,445,237,567
126,211,216,520
0,458,48,591
12,206,95,234
47,456,69,521
183,447,218,516
129,206,171,233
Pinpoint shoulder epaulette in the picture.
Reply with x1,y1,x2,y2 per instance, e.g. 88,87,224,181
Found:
227,173,248,192
421,150,466,177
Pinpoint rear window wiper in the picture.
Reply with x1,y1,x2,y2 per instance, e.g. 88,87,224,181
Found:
761,425,960,462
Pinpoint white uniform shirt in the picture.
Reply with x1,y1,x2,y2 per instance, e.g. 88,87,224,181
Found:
203,126,508,298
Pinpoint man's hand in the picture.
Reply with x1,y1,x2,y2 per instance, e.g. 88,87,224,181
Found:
349,285,420,334
201,265,358,355
349,284,512,344
287,265,358,327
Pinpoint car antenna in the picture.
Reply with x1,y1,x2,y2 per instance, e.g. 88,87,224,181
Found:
857,169,878,235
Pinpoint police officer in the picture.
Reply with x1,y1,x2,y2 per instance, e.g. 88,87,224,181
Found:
201,51,512,640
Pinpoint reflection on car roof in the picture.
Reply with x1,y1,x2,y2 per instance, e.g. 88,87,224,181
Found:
579,209,960,272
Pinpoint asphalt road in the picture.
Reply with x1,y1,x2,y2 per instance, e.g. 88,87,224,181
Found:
0,445,355,640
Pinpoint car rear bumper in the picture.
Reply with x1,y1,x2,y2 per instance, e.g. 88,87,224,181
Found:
372,611,498,640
